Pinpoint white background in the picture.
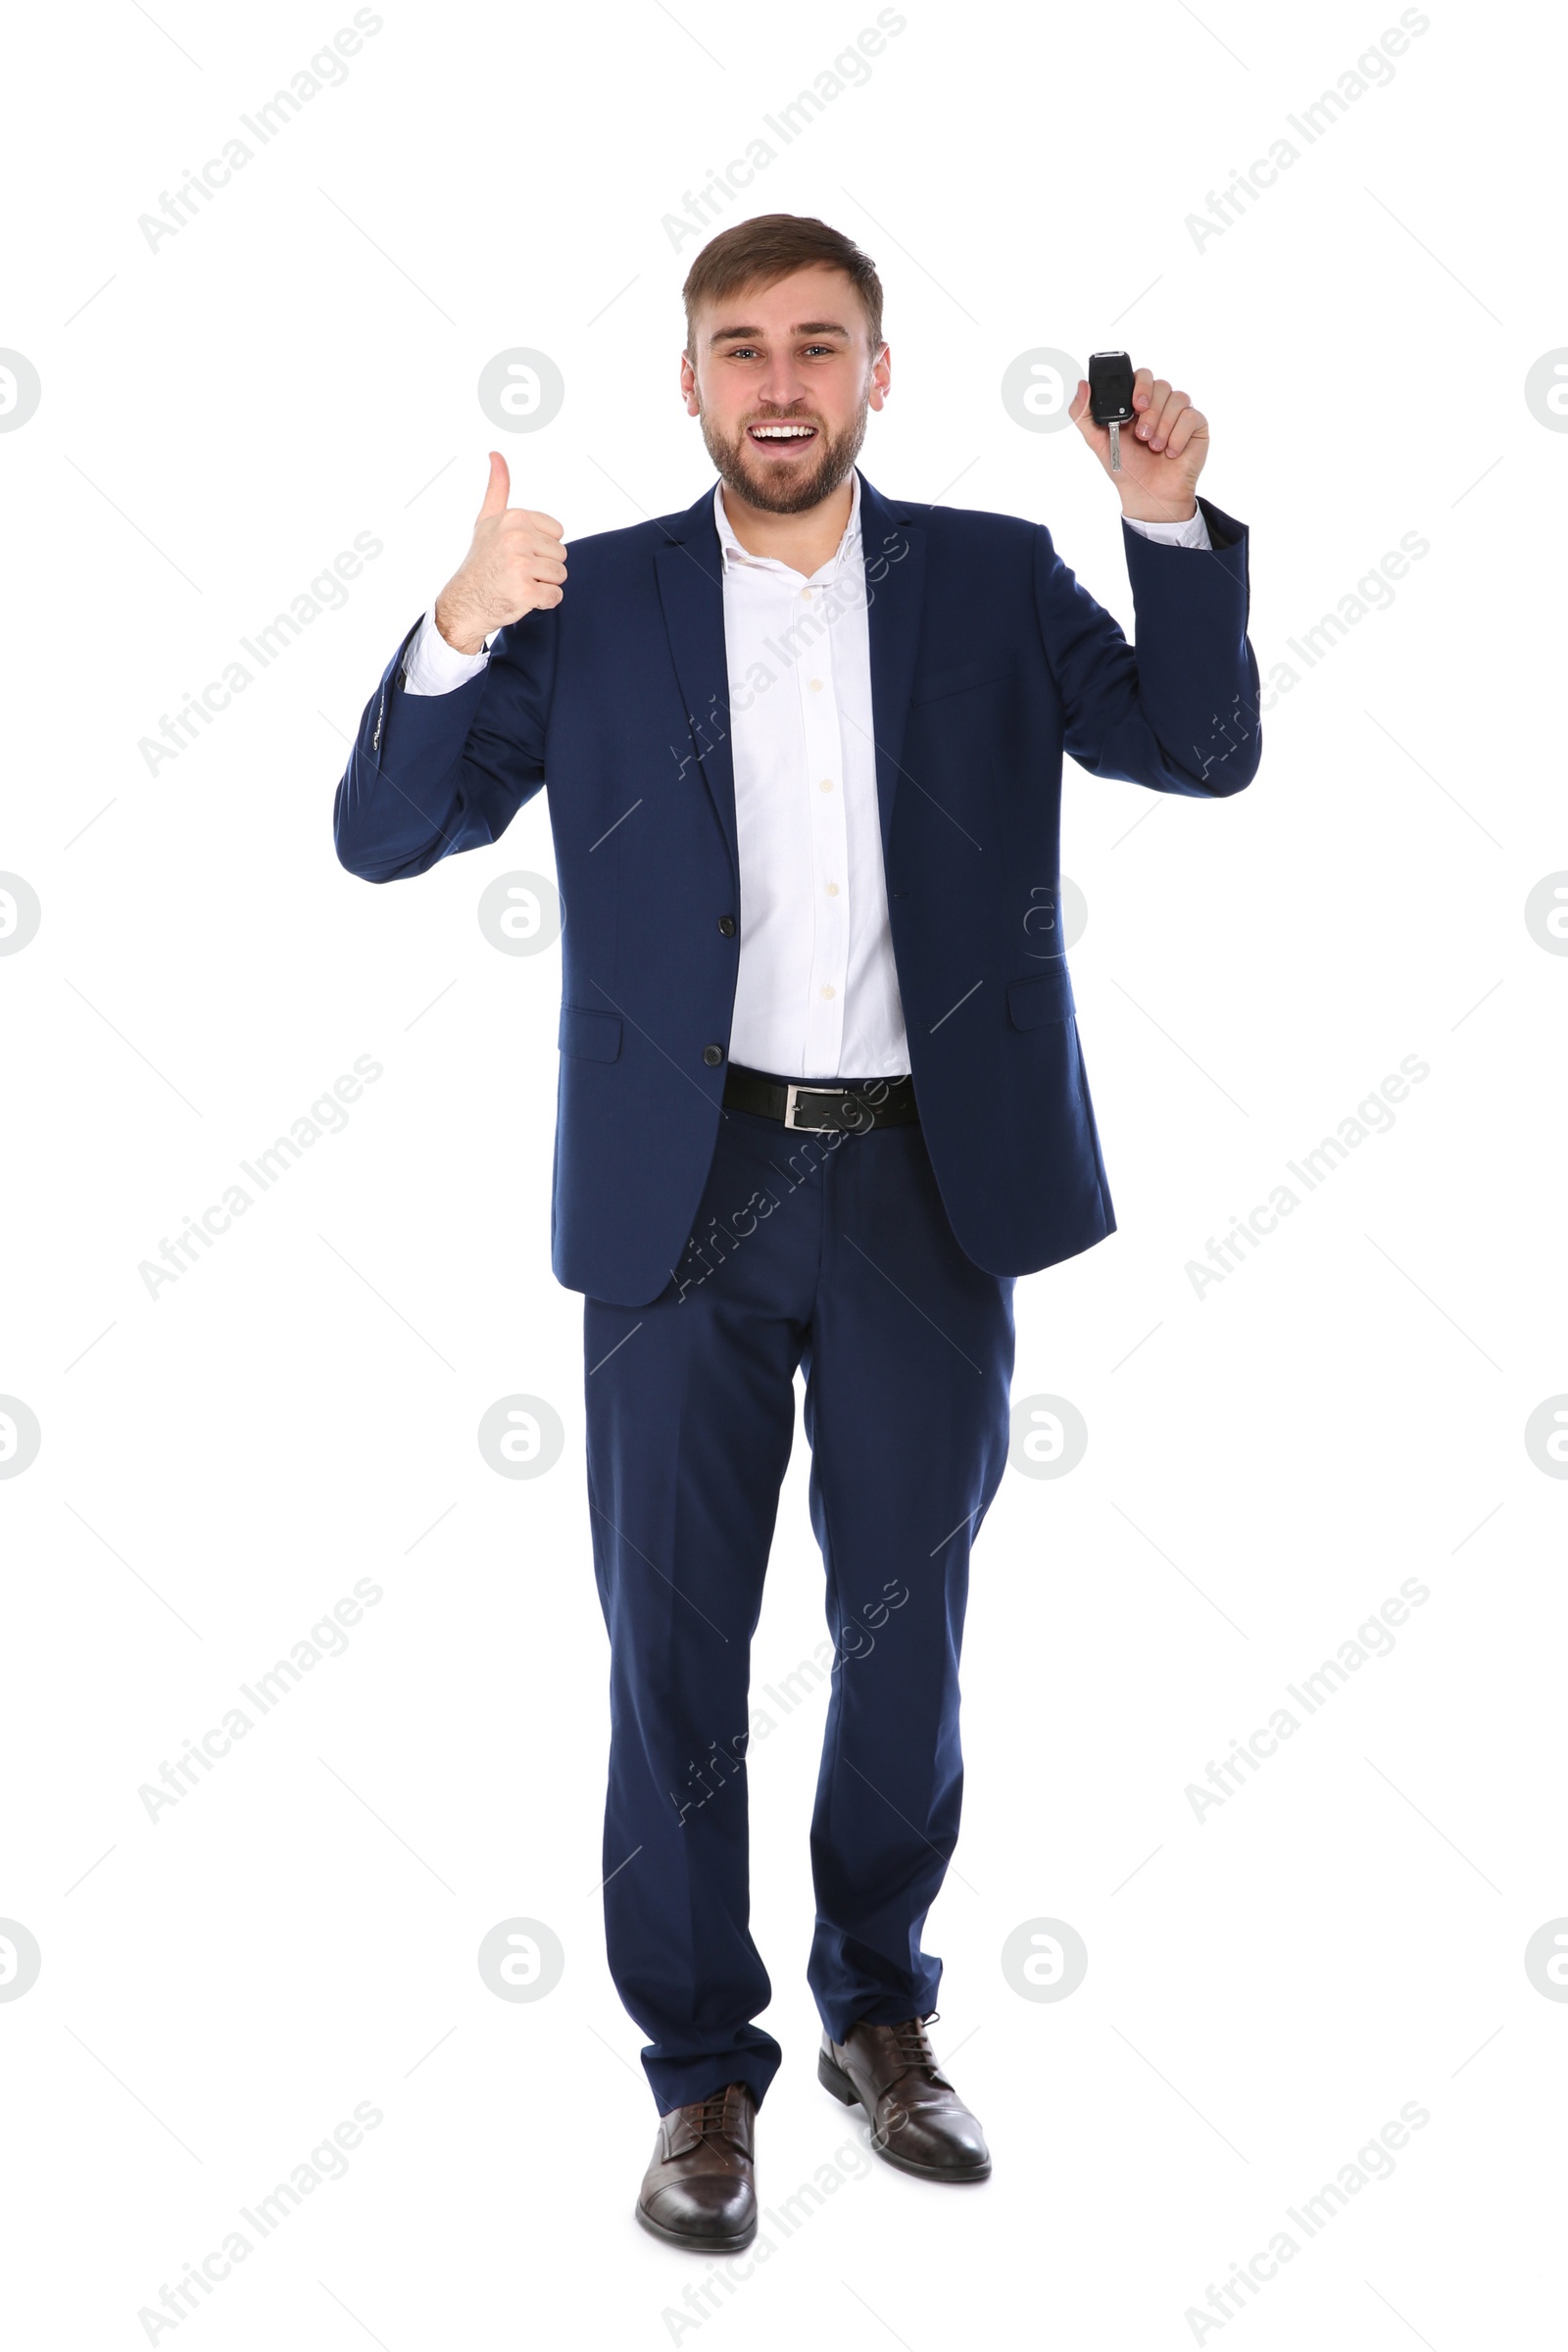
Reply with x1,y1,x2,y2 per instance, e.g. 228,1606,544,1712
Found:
3,0,1565,2343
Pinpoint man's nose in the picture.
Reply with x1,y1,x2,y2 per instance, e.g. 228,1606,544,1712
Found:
757,372,809,412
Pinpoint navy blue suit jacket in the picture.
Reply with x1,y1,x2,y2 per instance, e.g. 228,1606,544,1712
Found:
334,472,1259,1305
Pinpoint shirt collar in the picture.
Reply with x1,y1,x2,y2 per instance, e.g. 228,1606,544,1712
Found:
712,467,862,580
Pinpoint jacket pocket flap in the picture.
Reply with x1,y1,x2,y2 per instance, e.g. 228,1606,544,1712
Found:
559,1004,622,1062
909,661,1011,706
1007,963,1075,1029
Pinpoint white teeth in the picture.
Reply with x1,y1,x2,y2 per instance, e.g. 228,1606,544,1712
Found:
751,424,814,438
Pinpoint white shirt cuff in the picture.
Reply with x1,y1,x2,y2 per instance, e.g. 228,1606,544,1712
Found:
402,605,495,696
1122,505,1212,552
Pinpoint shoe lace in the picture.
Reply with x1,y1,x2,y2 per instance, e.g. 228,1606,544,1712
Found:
891,2012,942,2077
692,2085,743,2145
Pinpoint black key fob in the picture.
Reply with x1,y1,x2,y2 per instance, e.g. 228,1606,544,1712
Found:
1088,349,1136,427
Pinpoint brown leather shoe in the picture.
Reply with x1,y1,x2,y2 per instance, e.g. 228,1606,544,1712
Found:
819,2014,991,2181
635,2082,759,2251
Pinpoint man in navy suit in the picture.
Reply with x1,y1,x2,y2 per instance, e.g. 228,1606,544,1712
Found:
335,213,1258,2252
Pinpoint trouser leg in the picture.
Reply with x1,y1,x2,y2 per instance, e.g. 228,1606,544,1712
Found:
799,1119,1015,2039
583,1108,819,2113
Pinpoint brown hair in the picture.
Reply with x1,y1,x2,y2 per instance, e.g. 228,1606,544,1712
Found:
681,214,884,357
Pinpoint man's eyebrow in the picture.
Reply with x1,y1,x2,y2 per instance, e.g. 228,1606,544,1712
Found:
707,320,853,345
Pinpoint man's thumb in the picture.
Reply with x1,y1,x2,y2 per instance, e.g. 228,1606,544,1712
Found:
476,450,511,521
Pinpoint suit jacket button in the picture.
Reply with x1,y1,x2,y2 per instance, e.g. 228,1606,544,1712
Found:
703,1044,724,1067
717,915,736,937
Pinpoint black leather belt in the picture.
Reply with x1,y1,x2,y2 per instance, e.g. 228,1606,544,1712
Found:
723,1063,919,1133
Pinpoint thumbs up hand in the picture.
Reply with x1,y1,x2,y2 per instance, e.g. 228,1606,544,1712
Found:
433,453,567,655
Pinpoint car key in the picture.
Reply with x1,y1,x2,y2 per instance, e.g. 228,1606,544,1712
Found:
1088,350,1137,472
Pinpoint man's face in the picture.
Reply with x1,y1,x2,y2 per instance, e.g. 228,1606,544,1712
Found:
680,264,890,514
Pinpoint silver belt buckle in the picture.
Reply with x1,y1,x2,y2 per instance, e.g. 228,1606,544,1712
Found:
784,1081,839,1133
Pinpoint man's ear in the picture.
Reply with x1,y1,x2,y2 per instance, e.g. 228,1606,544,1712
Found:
679,351,700,416
868,342,892,413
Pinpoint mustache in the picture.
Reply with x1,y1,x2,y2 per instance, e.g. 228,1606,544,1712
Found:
698,398,869,514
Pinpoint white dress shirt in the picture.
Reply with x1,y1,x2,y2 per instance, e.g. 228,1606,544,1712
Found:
713,468,904,1077
403,482,1212,1078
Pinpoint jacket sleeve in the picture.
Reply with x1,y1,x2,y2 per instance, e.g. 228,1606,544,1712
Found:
332,605,559,883
1031,495,1259,800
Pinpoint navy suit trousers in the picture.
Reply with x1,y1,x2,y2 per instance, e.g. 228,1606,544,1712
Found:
582,1097,1015,2115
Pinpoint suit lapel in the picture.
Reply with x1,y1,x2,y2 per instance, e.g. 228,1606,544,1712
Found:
653,489,738,881
858,472,927,858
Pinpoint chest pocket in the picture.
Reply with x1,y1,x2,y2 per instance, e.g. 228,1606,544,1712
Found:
909,660,1012,706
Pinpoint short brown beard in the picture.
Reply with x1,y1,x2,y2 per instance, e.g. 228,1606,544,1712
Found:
699,402,869,516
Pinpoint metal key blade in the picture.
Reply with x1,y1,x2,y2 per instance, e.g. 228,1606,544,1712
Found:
1108,418,1121,473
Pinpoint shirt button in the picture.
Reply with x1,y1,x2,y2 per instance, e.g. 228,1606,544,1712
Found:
818,777,834,793
717,915,736,936
808,678,823,692
825,881,840,897
703,1044,724,1067
820,984,836,1000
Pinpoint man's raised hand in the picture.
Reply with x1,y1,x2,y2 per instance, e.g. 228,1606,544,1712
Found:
433,454,566,655
1068,368,1208,526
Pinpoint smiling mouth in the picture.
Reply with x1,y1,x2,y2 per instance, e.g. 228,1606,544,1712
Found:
747,422,818,453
